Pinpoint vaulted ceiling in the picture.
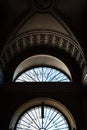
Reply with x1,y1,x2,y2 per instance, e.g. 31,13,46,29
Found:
0,0,87,60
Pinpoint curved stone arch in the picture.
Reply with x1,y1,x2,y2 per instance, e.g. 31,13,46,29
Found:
12,54,72,82
9,98,76,130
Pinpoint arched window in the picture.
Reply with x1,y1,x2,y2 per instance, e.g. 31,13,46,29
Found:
9,98,76,130
16,105,69,130
13,55,72,82
15,66,70,82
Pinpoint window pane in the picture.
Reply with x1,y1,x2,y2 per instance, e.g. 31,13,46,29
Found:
15,67,70,82
16,106,69,130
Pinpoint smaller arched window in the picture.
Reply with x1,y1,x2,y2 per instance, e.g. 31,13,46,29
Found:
13,55,72,82
9,98,76,130
15,67,70,82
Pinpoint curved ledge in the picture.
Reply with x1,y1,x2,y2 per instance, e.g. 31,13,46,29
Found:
13,54,72,81
1,30,86,71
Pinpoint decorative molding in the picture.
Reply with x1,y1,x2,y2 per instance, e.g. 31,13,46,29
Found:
1,30,86,71
33,0,52,10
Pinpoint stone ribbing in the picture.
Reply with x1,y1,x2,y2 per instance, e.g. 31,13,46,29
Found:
1,30,86,70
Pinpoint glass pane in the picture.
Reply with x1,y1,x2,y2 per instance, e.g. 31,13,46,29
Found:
15,67,70,82
16,106,69,130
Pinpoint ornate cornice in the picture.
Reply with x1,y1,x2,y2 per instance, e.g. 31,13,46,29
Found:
1,30,86,70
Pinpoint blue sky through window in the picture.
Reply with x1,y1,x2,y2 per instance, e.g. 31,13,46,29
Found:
16,106,69,130
15,67,70,82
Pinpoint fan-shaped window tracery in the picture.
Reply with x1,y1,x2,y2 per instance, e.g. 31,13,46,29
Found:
15,67,70,82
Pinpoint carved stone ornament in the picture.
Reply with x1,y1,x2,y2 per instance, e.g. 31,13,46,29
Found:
33,0,52,10
1,30,86,71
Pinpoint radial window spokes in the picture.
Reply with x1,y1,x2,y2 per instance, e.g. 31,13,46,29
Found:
15,67,70,82
15,106,69,130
